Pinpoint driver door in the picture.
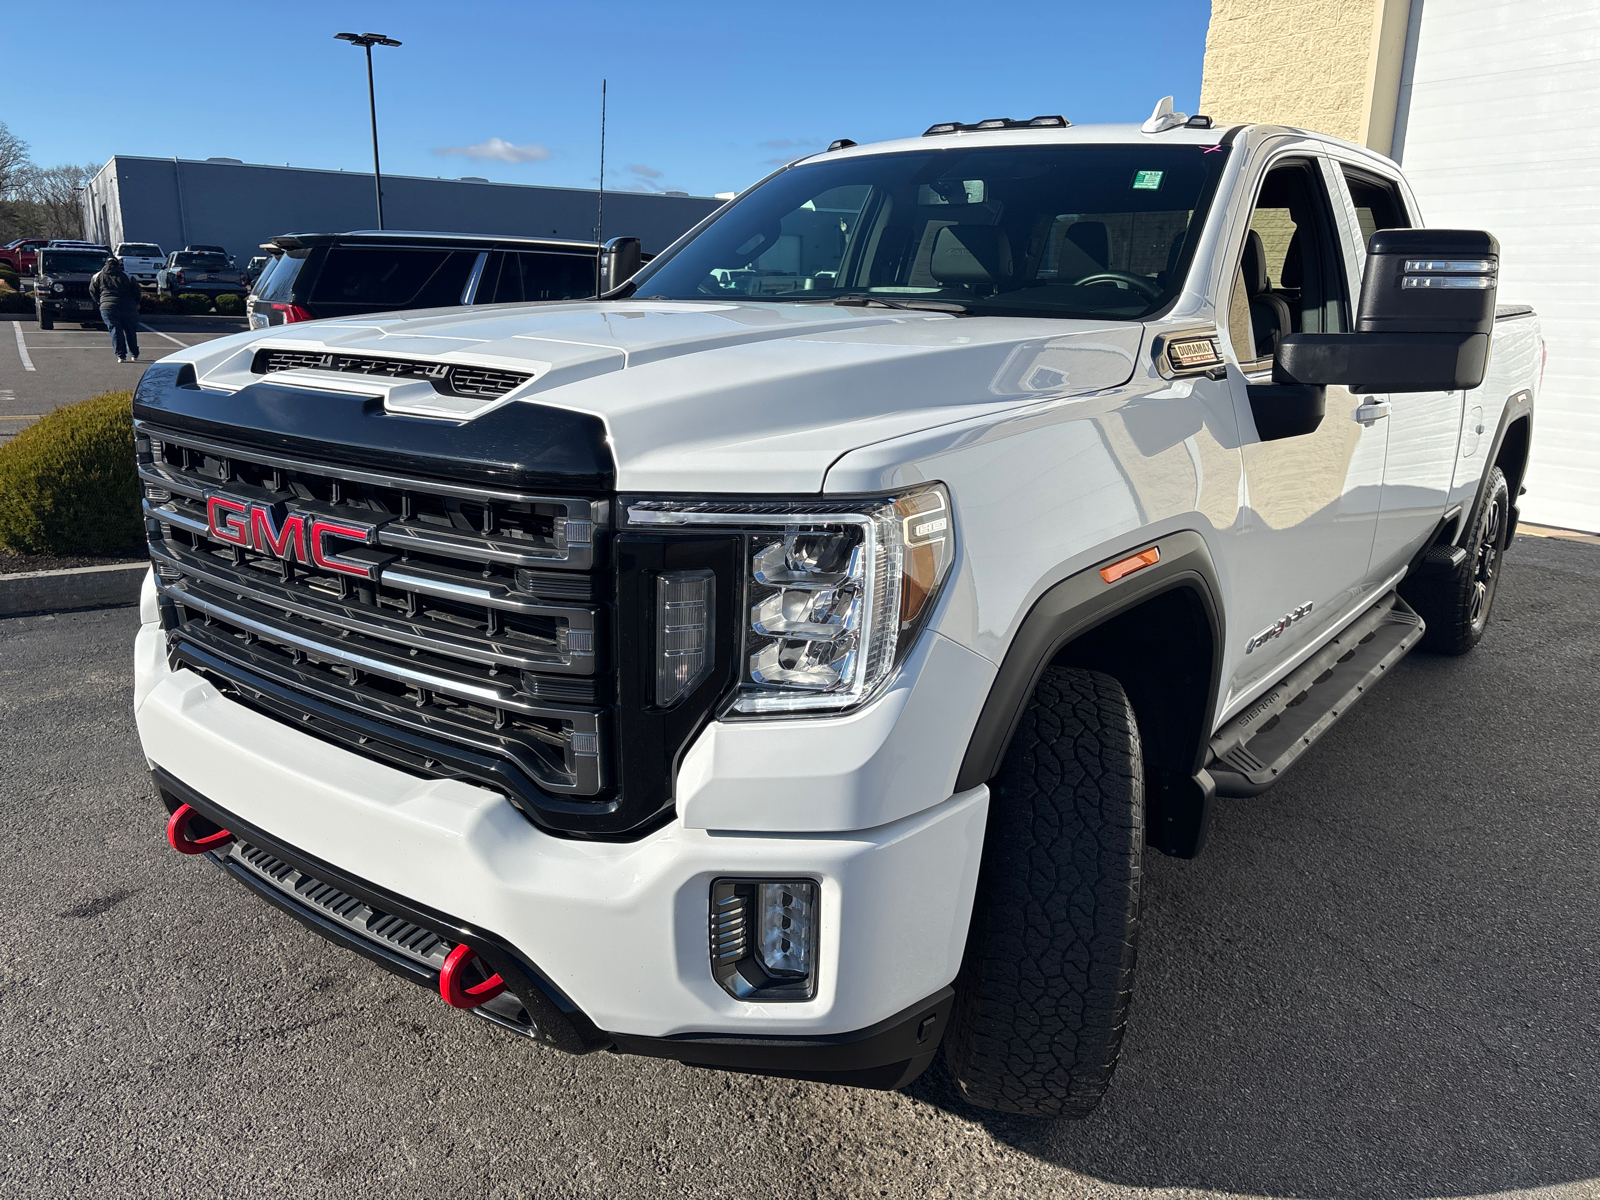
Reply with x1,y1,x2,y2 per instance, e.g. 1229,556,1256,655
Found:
1216,154,1390,714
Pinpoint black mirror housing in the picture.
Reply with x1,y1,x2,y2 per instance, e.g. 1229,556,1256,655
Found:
600,236,642,295
1275,331,1491,393
1270,229,1499,393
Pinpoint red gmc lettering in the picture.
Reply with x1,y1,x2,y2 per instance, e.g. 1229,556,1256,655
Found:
310,519,378,579
250,508,308,563
206,495,251,547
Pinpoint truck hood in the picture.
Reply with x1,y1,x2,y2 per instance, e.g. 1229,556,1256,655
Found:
185,300,1145,492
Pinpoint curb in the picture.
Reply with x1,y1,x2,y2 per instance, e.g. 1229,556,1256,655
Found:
0,562,147,617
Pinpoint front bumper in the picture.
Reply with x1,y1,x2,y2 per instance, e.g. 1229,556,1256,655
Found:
134,610,987,1070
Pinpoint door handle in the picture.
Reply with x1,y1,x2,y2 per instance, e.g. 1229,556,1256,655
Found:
1355,399,1391,424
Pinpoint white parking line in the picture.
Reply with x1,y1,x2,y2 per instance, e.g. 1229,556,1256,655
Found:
13,323,35,371
139,324,189,348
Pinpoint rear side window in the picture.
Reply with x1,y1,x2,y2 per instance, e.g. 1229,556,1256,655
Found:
482,252,596,303
309,247,477,308
256,251,308,302
119,243,162,257
1341,168,1411,247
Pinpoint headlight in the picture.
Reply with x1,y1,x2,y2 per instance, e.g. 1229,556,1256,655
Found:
626,483,954,715
52,282,64,293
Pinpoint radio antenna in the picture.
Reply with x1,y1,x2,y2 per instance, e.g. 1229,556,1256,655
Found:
595,78,607,297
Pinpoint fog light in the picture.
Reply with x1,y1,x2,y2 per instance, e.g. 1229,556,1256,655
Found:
709,878,818,1001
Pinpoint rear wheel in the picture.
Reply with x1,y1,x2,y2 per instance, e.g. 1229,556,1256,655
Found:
1405,466,1510,656
943,666,1143,1119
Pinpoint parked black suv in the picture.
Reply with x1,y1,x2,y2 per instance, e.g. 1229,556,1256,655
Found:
246,230,643,328
29,247,111,329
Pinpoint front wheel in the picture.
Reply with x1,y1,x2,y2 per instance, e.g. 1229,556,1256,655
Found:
943,666,1143,1119
1405,466,1511,655
36,304,53,330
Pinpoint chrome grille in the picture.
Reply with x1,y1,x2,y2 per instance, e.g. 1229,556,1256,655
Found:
138,420,610,808
251,348,532,399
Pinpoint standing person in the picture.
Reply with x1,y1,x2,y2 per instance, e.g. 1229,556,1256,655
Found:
89,256,143,363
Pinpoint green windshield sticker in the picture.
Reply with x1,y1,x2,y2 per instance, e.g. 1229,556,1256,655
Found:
1132,169,1165,190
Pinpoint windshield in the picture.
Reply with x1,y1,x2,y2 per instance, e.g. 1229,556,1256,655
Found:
41,251,109,274
631,143,1230,319
173,252,227,268
119,244,161,257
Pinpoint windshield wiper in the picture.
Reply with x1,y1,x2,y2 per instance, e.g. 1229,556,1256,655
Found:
831,295,971,314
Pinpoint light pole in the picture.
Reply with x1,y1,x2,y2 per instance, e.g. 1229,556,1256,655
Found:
335,31,402,229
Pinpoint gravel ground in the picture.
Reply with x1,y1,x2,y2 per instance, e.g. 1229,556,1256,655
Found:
2,534,1596,1200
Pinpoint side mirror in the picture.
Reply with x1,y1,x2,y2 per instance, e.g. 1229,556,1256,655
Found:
600,236,642,295
1273,229,1499,393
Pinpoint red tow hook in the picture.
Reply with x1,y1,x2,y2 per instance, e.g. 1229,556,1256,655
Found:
439,943,508,1010
166,803,236,855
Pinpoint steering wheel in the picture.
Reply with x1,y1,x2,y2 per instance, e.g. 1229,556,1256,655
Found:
1070,271,1163,300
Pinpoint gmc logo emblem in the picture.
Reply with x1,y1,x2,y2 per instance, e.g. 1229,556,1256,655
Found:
206,493,380,580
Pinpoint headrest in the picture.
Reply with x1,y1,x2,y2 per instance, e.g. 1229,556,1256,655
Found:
1063,221,1108,269
1241,229,1269,296
930,225,1012,285
1279,230,1302,289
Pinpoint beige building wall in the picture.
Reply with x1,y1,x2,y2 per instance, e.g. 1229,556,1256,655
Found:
1200,0,1412,153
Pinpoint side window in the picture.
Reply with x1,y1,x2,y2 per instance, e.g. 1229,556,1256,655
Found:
484,252,597,303
1341,168,1411,248
1227,160,1351,366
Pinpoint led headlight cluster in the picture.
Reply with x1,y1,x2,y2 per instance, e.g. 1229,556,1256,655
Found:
627,484,954,715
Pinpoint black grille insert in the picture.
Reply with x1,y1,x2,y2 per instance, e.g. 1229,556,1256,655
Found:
251,348,533,400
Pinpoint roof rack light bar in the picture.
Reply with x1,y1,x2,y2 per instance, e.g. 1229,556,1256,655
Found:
923,115,1070,137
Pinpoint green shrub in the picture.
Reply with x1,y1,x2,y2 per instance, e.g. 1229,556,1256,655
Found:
178,292,214,314
0,289,32,313
0,266,18,287
0,391,142,556
214,292,244,315
139,291,178,315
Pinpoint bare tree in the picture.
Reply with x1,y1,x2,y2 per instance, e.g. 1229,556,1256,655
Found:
0,121,28,199
10,162,101,240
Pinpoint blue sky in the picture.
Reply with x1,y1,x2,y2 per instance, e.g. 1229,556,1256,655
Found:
11,0,1210,198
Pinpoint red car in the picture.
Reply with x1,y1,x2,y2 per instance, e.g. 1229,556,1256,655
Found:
0,237,49,274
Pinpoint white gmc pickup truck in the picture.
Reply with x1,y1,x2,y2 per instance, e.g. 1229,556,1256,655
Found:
132,106,1541,1118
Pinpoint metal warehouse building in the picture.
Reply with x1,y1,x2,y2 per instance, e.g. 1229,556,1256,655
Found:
78,156,723,264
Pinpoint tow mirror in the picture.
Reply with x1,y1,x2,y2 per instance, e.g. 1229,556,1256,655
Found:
599,236,642,295
1273,229,1498,394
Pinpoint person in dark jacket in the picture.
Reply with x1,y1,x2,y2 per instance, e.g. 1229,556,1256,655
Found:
89,256,142,362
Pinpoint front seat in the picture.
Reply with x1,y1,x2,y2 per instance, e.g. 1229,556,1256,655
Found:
1241,228,1292,359
929,225,1012,292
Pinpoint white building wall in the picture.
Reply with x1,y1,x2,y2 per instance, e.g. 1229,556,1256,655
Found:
1394,0,1600,532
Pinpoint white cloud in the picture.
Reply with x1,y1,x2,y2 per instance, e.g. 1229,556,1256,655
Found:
433,138,551,164
627,163,663,180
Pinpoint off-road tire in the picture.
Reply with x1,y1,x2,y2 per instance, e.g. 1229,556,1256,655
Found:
36,304,53,330
943,666,1143,1119
1405,466,1510,656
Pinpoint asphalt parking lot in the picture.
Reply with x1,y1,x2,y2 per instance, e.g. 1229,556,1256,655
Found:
2,533,1597,1200
0,312,246,444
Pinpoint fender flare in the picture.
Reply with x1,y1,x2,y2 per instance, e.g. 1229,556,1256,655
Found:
954,530,1225,855
1460,388,1534,545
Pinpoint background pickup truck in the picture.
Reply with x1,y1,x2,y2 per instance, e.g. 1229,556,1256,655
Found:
1,236,48,275
131,106,1540,1120
115,241,165,289
156,250,244,299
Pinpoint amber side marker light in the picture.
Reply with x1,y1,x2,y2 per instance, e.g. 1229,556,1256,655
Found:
1100,546,1160,584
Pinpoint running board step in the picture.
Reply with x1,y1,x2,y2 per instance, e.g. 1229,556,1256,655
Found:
1209,592,1424,797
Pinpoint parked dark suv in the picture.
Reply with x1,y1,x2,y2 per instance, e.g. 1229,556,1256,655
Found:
29,247,110,329
246,230,641,328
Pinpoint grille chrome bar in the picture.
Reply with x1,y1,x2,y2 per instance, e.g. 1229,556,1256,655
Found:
165,579,575,719
149,540,591,676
